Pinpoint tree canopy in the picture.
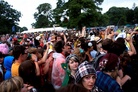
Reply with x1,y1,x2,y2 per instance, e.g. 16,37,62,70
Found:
0,0,21,34
53,0,104,29
105,6,138,26
32,3,53,28
32,1,138,29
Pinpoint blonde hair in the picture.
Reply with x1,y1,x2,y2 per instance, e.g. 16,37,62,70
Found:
73,48,85,63
0,76,23,92
27,47,37,54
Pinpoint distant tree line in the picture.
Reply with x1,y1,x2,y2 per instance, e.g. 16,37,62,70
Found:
32,0,138,30
0,0,138,34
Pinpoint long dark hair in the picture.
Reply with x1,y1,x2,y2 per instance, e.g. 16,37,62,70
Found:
19,60,38,87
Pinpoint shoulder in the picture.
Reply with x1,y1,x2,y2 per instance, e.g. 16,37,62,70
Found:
11,62,20,68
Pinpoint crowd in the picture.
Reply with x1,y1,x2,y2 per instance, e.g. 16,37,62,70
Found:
0,26,138,92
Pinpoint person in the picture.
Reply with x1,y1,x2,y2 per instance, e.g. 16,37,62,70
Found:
75,61,101,92
64,43,72,57
83,42,94,61
0,43,9,75
101,38,113,53
117,52,131,87
11,45,28,77
51,41,66,89
56,84,89,92
0,76,28,92
73,48,86,63
56,32,67,43
95,53,123,92
42,49,54,83
4,56,14,80
19,60,39,92
90,41,98,58
62,54,79,86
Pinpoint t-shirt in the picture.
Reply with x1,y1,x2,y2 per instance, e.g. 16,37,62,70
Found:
90,50,98,58
11,62,20,77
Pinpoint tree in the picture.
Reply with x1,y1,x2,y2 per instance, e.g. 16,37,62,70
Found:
0,0,21,34
134,7,138,24
53,0,104,29
32,3,53,28
98,13,109,26
52,0,66,25
126,9,134,24
105,7,129,26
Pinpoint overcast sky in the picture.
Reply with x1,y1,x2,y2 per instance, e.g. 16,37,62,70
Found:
6,0,138,29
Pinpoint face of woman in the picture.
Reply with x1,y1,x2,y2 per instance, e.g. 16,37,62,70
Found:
82,74,96,91
68,59,79,71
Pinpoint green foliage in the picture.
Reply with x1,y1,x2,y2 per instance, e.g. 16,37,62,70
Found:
33,1,138,29
97,13,109,26
22,27,28,30
0,0,21,34
134,7,138,23
105,6,138,26
33,3,53,28
106,7,127,25
126,9,134,24
53,0,104,30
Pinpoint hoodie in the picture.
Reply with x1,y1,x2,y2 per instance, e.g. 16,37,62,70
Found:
4,56,14,80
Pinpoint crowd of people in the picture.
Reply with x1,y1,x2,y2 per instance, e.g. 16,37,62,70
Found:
0,26,138,92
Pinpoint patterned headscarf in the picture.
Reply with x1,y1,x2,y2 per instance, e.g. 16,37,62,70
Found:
75,61,96,83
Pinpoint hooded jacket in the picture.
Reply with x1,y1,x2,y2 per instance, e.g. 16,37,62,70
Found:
4,56,14,80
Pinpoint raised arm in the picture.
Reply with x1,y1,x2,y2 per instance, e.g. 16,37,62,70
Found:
126,31,137,56
38,42,50,65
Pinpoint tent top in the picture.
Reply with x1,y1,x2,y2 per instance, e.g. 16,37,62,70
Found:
22,27,67,33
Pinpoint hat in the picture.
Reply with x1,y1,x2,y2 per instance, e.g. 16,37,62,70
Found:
66,54,79,64
4,56,14,71
75,61,96,83
99,53,120,72
94,36,102,44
